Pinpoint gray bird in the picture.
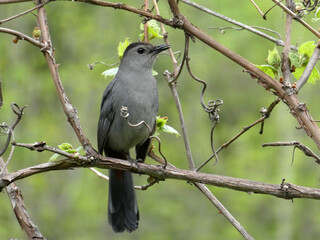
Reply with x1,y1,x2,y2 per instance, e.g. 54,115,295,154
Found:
97,42,170,233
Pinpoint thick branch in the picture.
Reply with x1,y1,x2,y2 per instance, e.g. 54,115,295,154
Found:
1,142,320,200
0,158,46,240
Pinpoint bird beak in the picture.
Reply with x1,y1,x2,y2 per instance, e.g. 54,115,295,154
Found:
151,44,171,53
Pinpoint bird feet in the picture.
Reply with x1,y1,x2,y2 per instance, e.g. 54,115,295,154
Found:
129,157,143,173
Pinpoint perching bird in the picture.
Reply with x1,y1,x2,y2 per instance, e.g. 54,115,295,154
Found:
97,42,170,233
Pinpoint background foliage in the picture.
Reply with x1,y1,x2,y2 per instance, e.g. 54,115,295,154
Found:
1,1,320,239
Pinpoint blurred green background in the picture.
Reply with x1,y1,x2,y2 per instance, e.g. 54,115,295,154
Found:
1,1,320,239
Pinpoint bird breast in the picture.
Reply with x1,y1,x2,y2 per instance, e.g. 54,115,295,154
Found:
106,77,159,153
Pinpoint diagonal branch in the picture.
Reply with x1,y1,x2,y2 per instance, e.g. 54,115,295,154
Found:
152,3,253,238
271,0,320,38
0,0,51,25
0,158,46,239
295,41,320,92
36,0,96,156
167,0,320,150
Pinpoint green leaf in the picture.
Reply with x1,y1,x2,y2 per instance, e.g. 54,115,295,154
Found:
58,143,73,151
312,8,320,22
155,116,179,137
152,70,158,76
266,47,281,68
156,116,168,128
256,65,277,78
298,41,316,59
162,125,180,137
102,67,119,79
292,67,320,84
289,52,303,68
49,144,83,162
139,20,163,41
117,38,131,60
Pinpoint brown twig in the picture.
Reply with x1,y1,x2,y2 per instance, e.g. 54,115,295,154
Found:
0,0,30,3
0,0,51,25
143,0,149,42
89,167,160,190
0,103,27,168
281,0,294,90
164,72,195,170
196,98,281,171
0,27,45,48
250,0,266,19
262,141,320,164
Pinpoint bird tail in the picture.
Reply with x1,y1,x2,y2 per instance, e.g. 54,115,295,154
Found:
108,169,139,232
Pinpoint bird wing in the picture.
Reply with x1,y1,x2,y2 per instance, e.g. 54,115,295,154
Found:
97,80,116,154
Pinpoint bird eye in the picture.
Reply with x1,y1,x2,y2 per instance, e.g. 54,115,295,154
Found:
137,48,145,54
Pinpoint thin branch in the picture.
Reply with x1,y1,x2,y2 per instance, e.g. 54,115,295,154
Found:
67,0,176,27
89,167,162,191
271,0,320,39
1,142,320,200
0,158,45,239
0,124,11,157
165,73,195,170
209,26,283,42
152,0,178,72
136,178,160,190
262,141,320,164
0,124,15,175
180,0,298,50
0,0,30,3
295,41,320,92
0,27,45,48
0,103,27,171
197,98,281,171
89,167,109,180
194,184,253,240
250,0,266,19
143,0,149,42
281,0,294,87
0,0,51,25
